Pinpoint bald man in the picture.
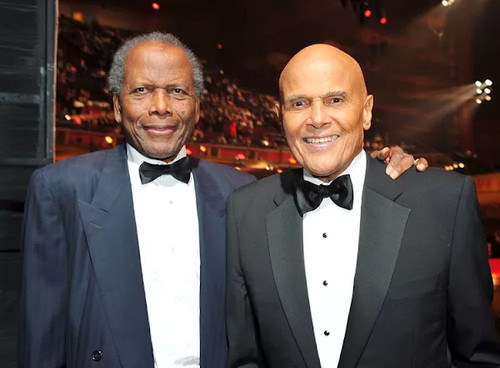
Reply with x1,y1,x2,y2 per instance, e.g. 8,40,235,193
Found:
225,44,500,368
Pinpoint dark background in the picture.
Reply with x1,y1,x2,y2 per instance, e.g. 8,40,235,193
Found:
59,0,500,169
0,1,498,366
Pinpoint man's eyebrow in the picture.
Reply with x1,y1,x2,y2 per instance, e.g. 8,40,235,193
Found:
321,90,349,99
284,94,309,103
284,90,350,103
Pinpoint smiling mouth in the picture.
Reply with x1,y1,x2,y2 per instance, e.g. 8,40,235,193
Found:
144,125,177,131
303,135,339,144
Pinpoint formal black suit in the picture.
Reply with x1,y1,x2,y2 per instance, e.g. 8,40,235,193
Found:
19,143,254,368
226,152,500,368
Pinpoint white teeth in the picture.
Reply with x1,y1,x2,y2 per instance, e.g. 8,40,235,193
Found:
304,135,338,143
149,126,173,130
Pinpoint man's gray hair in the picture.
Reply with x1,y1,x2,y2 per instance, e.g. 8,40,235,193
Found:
108,32,204,97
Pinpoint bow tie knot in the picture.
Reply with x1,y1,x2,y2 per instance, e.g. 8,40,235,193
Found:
139,156,192,184
294,174,353,215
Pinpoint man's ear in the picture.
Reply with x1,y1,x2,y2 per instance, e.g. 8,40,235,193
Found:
275,102,284,132
362,94,374,131
112,94,122,123
194,97,200,125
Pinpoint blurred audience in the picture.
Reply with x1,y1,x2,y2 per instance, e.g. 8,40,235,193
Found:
56,15,386,150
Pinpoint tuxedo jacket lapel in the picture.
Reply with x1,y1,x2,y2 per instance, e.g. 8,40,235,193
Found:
338,156,410,368
77,145,154,366
267,171,322,368
192,158,229,367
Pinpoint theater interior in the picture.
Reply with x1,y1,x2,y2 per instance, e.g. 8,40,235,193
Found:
1,0,499,366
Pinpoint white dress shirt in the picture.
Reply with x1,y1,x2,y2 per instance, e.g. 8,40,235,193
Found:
127,144,201,367
302,150,367,368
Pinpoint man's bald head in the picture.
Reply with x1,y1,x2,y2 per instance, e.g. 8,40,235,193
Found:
276,43,373,182
279,44,367,102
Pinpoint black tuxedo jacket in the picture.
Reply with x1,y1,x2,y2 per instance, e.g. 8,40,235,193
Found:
226,153,500,368
19,144,254,368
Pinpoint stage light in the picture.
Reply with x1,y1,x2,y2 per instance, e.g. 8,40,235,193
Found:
474,79,493,104
341,0,387,25
289,157,297,164
152,2,160,10
200,145,207,152
236,153,246,160
458,163,465,169
186,148,192,155
105,136,113,144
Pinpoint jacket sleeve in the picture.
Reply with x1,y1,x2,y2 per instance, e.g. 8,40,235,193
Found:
226,194,265,368
447,175,500,367
18,169,68,368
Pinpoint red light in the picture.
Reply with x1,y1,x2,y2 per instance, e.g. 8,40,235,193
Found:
217,43,223,49
152,2,160,10
379,16,387,24
364,9,372,18
236,153,246,160
186,148,192,155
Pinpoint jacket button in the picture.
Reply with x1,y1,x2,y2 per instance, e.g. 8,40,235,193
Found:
91,350,103,362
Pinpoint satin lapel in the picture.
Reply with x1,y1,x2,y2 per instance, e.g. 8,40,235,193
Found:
338,156,410,368
267,173,322,368
192,158,228,367
77,145,153,367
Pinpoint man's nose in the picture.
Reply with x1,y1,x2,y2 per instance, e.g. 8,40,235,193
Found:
149,89,172,116
309,100,330,128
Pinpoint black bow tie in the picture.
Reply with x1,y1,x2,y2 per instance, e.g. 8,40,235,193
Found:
139,156,191,184
294,174,353,215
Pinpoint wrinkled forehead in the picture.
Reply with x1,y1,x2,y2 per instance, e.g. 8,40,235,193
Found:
279,46,366,100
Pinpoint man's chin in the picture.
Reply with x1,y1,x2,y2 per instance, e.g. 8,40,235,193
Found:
141,147,180,162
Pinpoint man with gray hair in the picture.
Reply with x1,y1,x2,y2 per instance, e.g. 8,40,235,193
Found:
19,32,254,368
19,32,423,368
